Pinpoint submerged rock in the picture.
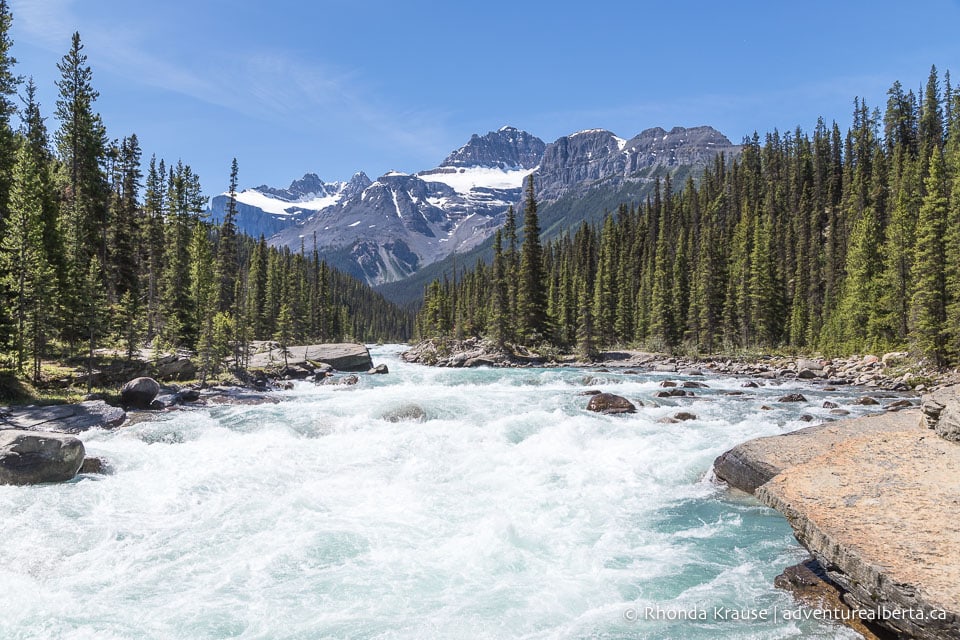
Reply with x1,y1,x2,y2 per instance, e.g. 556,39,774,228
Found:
382,404,427,423
0,430,85,485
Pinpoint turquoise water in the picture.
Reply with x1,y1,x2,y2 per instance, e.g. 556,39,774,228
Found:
0,346,874,639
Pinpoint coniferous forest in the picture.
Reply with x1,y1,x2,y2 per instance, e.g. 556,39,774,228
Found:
0,5,412,386
419,66,960,366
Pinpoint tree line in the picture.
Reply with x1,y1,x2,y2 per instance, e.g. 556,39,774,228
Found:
419,65,960,366
0,4,412,384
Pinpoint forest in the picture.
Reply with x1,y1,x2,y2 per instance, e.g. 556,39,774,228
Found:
419,66,960,366
0,3,412,387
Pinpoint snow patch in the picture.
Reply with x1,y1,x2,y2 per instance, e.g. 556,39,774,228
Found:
348,221,362,227
235,189,342,216
416,166,533,194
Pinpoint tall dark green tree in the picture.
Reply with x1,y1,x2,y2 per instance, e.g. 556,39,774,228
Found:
517,175,548,341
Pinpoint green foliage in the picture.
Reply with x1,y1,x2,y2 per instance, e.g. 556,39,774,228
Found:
416,66,960,368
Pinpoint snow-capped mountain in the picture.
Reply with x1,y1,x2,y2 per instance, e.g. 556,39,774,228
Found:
208,125,738,286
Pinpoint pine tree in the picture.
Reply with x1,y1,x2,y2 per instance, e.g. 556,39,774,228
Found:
218,158,240,312
0,0,20,234
489,229,509,347
910,147,949,364
517,175,548,342
55,32,110,295
1,133,52,377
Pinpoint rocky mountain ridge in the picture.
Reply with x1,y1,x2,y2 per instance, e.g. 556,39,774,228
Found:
209,125,739,285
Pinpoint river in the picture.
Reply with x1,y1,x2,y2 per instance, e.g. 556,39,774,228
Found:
0,345,878,639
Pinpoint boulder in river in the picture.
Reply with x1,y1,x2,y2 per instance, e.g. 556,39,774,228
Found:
586,393,637,414
120,377,161,409
248,344,373,373
0,430,85,485
368,364,389,375
778,394,807,403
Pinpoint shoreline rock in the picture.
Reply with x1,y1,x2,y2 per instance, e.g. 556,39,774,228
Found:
714,391,960,640
0,430,85,485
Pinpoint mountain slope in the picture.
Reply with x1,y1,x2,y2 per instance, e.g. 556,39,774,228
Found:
209,125,739,292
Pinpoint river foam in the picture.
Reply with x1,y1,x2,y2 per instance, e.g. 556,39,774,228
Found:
0,346,875,639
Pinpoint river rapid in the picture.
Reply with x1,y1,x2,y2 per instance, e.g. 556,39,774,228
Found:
0,345,880,639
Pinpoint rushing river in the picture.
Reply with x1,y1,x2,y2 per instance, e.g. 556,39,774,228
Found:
0,345,883,639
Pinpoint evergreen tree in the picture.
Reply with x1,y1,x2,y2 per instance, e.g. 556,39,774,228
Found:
517,175,548,342
910,148,949,363
1,133,52,378
218,158,240,312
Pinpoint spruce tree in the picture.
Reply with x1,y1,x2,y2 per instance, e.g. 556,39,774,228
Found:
517,175,548,342
910,148,949,364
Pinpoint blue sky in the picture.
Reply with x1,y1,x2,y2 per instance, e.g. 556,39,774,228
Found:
9,0,960,196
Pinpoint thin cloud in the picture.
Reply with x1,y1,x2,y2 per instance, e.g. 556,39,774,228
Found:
9,0,451,169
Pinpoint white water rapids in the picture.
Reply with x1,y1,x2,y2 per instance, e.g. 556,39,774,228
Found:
1,345,879,639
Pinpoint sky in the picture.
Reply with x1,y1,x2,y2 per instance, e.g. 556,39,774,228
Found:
8,0,960,197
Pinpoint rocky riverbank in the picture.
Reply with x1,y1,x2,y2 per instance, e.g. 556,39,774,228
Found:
0,343,383,485
714,390,960,640
402,338,955,392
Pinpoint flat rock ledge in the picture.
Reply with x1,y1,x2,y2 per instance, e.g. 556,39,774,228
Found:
714,405,960,639
0,400,126,434
247,343,373,373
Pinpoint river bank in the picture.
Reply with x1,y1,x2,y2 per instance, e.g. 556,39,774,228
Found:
714,388,960,640
402,337,958,392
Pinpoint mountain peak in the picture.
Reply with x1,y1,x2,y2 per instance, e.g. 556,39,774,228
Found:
441,127,545,170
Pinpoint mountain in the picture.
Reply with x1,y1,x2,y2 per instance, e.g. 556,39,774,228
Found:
209,125,739,291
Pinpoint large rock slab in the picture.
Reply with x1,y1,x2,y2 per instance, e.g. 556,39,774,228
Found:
247,343,372,372
0,401,126,434
757,429,960,640
713,410,918,494
0,430,85,485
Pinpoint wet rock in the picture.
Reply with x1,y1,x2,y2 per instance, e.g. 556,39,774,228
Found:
177,388,202,403
822,401,839,409
586,393,637,415
578,390,602,396
79,456,108,474
382,404,426,423
829,408,851,416
742,381,760,388
886,399,913,409
368,364,389,375
0,430,85,485
799,414,815,422
679,368,703,376
673,412,697,421
654,389,693,398
760,405,773,411
854,396,880,406
120,377,161,409
681,381,709,389
775,558,885,640
659,380,677,388
778,394,807,403
797,368,819,380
